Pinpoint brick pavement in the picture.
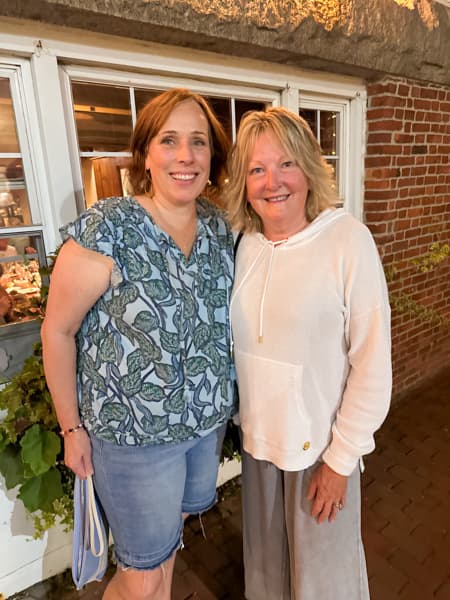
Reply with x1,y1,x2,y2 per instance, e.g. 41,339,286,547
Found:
10,366,450,599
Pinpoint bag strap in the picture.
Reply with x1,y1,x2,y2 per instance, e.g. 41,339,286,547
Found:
234,231,243,258
87,475,105,558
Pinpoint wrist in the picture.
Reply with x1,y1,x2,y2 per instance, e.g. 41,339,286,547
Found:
59,422,85,437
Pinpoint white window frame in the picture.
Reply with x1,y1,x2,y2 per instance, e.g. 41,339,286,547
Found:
0,29,367,234
299,95,349,201
298,92,365,220
60,65,280,211
0,62,44,230
0,55,63,254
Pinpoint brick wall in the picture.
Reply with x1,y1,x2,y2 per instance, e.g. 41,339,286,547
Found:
365,77,450,397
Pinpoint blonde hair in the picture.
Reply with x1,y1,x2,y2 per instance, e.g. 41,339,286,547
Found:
225,107,339,232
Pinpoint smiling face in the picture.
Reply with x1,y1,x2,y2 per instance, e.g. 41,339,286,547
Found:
145,99,212,208
245,130,310,241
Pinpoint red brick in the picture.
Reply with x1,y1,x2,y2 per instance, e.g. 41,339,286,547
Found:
368,82,398,96
436,582,450,600
413,98,432,110
367,107,396,120
370,95,405,108
397,83,410,97
420,88,438,100
369,121,403,132
388,548,436,590
393,133,412,143
365,189,398,200
412,122,431,132
367,132,392,144
399,581,434,599
365,156,393,168
368,551,409,593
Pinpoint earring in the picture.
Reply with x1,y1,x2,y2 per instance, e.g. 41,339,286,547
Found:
207,179,212,187
145,169,152,195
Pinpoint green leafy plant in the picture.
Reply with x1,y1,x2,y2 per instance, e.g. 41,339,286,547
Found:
0,250,73,538
386,242,450,327
0,344,74,537
221,419,241,462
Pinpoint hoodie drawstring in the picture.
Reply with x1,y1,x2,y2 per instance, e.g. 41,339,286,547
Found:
257,239,287,343
230,237,287,352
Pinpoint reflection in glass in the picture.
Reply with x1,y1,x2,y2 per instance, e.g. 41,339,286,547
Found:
81,156,131,207
0,235,43,325
0,78,20,153
72,82,133,152
299,109,317,137
327,158,339,191
205,96,231,139
235,100,266,131
320,111,338,156
134,89,159,117
0,159,32,226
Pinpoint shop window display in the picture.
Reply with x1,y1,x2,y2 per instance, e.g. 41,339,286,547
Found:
0,235,44,325
0,75,45,327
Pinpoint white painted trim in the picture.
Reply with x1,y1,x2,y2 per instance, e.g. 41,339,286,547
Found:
216,458,242,488
58,66,87,217
281,84,299,113
0,63,42,224
347,90,366,222
0,19,365,98
63,64,281,103
299,92,365,220
29,52,78,251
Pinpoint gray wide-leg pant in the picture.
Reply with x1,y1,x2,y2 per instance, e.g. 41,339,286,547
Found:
242,450,370,600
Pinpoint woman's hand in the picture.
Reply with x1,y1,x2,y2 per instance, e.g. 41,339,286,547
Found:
63,429,93,479
306,462,348,524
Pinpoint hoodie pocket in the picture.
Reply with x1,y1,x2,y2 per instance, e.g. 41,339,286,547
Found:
235,350,311,453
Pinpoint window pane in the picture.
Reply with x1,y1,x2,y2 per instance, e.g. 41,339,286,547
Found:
72,82,133,152
235,100,266,131
204,97,232,140
0,158,32,226
327,158,339,189
320,111,338,156
81,156,131,207
134,88,160,117
0,234,44,325
299,109,317,137
0,78,20,153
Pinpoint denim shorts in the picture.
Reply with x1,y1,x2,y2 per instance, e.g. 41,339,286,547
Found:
89,423,226,571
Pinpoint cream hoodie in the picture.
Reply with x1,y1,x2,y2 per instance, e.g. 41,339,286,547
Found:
231,208,392,476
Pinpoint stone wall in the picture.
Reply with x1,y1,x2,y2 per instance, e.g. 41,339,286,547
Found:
365,76,450,396
0,0,449,85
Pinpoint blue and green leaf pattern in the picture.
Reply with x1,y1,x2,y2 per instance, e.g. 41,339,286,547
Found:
61,196,235,446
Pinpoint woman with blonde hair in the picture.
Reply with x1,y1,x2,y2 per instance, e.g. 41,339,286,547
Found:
227,107,391,599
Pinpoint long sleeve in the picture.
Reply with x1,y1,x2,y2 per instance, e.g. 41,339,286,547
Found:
322,226,392,476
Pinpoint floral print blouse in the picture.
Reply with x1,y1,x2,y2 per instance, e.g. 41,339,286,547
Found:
60,196,235,446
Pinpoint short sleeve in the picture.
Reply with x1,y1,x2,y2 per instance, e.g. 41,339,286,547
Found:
60,202,123,288
60,202,114,258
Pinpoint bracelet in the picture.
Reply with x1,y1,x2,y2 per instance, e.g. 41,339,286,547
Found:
59,423,85,437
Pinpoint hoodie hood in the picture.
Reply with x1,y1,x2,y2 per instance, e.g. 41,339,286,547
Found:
231,207,347,346
254,206,347,249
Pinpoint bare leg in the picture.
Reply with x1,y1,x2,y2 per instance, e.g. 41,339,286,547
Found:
103,552,177,600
